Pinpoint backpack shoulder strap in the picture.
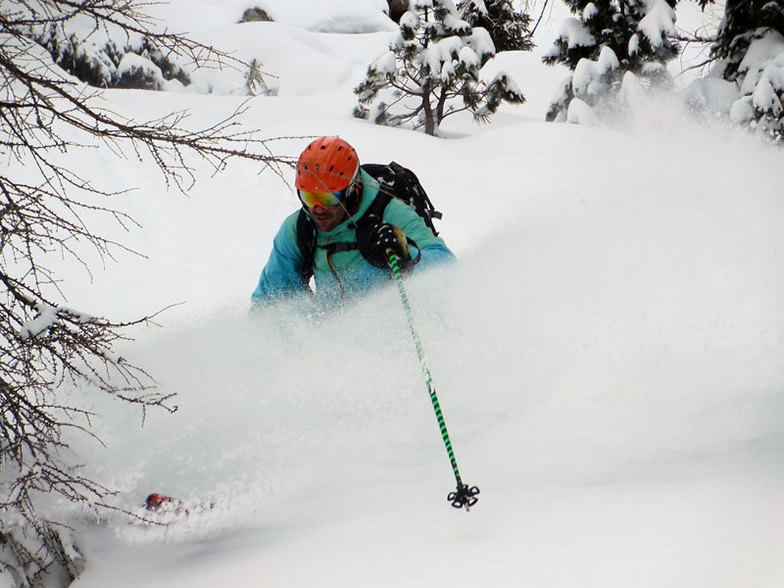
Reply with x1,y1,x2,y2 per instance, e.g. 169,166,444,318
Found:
355,189,392,231
295,208,316,285
294,185,395,285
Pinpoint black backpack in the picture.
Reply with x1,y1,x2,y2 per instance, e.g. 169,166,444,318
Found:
295,161,442,284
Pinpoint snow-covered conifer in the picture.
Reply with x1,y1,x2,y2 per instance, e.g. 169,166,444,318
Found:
694,0,784,142
457,0,534,52
543,0,679,123
30,24,191,90
11,3,271,94
354,0,525,135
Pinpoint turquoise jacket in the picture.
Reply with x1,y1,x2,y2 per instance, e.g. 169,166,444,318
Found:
252,169,455,309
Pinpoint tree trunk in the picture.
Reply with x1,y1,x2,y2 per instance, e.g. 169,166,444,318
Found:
386,0,409,23
436,86,447,126
752,0,765,27
422,81,436,136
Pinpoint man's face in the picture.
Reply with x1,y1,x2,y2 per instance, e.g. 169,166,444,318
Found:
308,202,347,232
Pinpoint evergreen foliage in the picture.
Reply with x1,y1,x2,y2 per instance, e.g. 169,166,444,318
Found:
18,5,274,93
705,0,784,76
542,0,678,122
354,0,525,136
698,0,784,142
458,0,534,52
32,28,191,91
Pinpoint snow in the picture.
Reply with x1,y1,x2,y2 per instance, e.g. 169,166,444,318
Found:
583,3,598,21
620,70,647,107
682,75,739,115
738,32,784,115
729,95,756,124
738,31,784,79
117,53,165,87
467,0,488,18
424,36,465,76
423,31,493,81
557,17,596,49
400,9,420,31
182,21,391,96
442,10,471,36
753,71,783,115
629,32,641,56
466,26,496,61
566,96,600,124
9,0,784,587
638,0,677,48
145,0,396,34
487,69,524,100
372,49,398,77
572,47,620,98
19,303,60,340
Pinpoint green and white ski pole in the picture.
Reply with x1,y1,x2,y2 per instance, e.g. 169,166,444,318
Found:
387,249,479,511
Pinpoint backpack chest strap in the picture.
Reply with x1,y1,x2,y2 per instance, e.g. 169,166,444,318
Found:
295,191,395,285
318,241,358,254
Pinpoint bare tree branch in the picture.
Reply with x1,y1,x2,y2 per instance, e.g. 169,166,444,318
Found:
1,1,297,584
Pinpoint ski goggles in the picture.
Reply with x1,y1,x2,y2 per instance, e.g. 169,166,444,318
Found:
298,188,346,209
298,167,360,209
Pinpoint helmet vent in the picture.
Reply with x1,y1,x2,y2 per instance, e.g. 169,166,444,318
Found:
295,137,359,192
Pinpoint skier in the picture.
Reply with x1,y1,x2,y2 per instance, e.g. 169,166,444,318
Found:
251,136,454,310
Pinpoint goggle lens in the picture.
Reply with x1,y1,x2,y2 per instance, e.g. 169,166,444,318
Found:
298,189,344,208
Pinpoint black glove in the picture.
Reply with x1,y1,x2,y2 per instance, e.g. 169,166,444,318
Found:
358,222,412,272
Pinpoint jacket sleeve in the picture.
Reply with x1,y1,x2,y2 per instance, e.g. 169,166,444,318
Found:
251,213,309,308
383,199,456,271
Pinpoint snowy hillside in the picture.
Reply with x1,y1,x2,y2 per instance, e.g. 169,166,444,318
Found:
16,0,784,587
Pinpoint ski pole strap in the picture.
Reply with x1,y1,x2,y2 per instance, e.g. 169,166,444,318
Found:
387,249,479,511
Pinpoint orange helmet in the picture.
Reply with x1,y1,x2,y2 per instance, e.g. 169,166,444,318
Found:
295,136,359,192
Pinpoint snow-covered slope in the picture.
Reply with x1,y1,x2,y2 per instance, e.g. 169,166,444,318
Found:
29,1,784,587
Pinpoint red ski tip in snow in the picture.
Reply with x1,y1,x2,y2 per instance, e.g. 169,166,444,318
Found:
145,493,174,511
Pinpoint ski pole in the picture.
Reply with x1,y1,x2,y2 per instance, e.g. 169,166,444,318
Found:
387,249,479,511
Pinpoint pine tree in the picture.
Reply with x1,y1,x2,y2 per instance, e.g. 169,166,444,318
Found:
698,0,784,142
31,25,191,90
354,0,525,136
458,0,534,52
22,6,271,94
542,0,679,123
